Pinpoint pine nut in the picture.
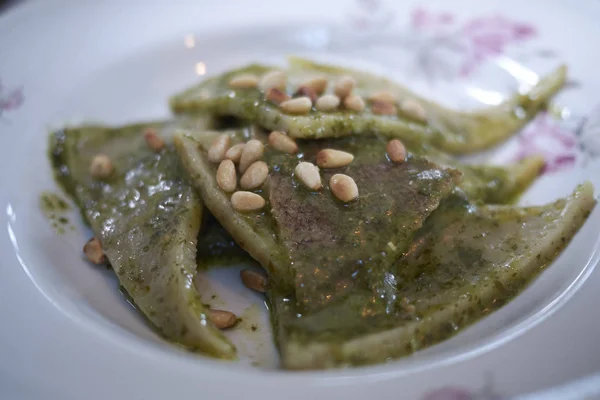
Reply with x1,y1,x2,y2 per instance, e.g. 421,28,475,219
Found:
294,162,322,190
240,269,267,293
371,101,398,116
315,94,340,112
83,237,106,264
229,74,259,89
239,139,264,173
90,154,114,179
334,75,356,99
268,131,298,154
231,191,265,212
280,96,312,115
386,139,407,163
301,76,328,94
225,143,245,163
209,309,237,329
316,149,354,169
143,128,165,152
240,161,268,190
343,94,365,112
207,134,231,163
260,70,286,91
404,304,416,313
216,159,237,192
400,98,427,122
400,297,416,313
295,86,318,104
368,91,396,104
329,174,359,202
265,87,291,105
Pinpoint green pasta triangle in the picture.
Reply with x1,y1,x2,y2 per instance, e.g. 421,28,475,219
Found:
49,118,236,358
170,58,566,154
271,183,595,369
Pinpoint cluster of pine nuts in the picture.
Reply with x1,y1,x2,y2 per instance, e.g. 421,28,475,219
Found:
86,128,281,332
294,138,407,202
84,113,411,333
367,91,427,121
228,70,427,121
210,129,305,212
210,131,408,206
294,148,359,203
208,134,268,212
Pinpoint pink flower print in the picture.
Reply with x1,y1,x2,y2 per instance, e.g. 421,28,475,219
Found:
344,4,544,81
462,15,536,43
0,81,24,116
513,113,578,174
411,8,455,33
460,16,536,76
407,9,538,79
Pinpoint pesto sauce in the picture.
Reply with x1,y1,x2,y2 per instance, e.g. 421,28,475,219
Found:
263,136,459,312
272,184,595,368
39,191,73,234
48,122,236,358
180,128,543,324
47,57,574,368
170,60,566,154
197,212,255,269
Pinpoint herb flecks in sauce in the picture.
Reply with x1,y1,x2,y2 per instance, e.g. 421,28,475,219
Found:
197,212,255,269
170,59,566,154
46,57,594,370
177,125,544,285
271,184,595,369
40,191,73,233
48,120,236,358
265,138,459,312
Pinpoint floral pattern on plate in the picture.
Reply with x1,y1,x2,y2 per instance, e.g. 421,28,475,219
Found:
345,0,600,176
347,1,539,81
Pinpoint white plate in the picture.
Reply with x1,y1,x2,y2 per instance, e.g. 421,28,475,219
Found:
2,1,600,399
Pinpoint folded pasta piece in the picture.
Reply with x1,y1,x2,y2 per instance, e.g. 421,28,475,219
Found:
271,183,595,369
170,58,566,154
175,131,459,295
266,146,460,313
390,139,544,204
49,119,236,358
175,130,541,301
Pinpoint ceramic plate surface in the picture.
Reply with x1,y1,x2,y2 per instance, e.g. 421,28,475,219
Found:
1,1,600,399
